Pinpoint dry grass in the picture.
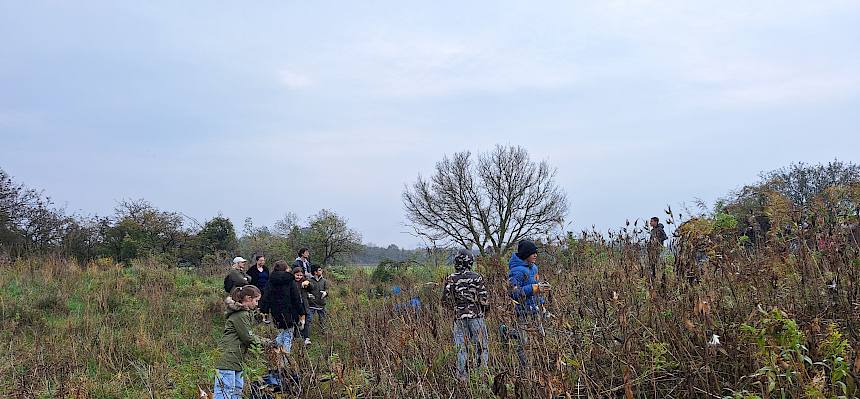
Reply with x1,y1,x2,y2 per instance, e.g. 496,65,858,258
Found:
2,223,859,398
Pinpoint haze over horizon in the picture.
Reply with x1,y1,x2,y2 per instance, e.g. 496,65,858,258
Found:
2,1,859,248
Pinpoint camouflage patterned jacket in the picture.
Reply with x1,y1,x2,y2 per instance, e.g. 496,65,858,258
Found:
442,270,489,320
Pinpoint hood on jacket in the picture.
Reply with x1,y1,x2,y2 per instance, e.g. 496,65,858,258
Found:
224,296,250,316
453,249,474,273
268,270,293,286
508,252,532,271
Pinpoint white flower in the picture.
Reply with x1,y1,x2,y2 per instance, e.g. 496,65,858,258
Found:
708,334,721,346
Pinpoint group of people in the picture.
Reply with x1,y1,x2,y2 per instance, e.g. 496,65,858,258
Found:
438,220,667,382
440,239,551,382
210,223,668,397
211,240,554,396
214,248,329,399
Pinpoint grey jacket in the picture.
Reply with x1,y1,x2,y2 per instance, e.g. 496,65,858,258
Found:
307,275,328,309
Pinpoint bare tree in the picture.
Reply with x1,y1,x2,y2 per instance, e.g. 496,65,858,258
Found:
403,145,569,257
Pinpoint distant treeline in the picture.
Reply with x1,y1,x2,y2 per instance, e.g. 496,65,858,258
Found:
0,167,373,266
2,159,858,267
351,244,427,265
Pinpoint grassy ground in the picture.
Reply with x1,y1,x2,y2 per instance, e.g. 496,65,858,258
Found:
1,258,225,398
2,239,859,398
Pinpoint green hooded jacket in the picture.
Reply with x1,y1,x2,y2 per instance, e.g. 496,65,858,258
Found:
214,297,261,371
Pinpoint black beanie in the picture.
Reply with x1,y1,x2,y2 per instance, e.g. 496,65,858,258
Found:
516,240,538,260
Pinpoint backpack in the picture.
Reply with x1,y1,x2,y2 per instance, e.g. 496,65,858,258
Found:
223,274,233,293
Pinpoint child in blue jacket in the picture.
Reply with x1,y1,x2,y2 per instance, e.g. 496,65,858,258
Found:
506,240,551,367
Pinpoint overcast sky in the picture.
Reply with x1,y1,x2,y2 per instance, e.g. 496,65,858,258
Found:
2,1,858,248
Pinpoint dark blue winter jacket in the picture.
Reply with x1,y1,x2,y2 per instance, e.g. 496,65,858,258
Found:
508,253,544,316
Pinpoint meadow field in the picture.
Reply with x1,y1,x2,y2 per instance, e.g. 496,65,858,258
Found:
2,217,858,398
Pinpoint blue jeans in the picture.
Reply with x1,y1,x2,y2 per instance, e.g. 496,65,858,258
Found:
213,369,243,399
453,318,489,378
276,328,295,353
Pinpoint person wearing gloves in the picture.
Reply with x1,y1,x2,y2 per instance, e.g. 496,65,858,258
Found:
259,260,306,354
293,266,313,345
506,239,551,367
441,249,489,382
213,285,271,399
224,257,251,293
304,265,328,338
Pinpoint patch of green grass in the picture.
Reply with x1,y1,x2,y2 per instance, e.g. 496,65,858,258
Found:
2,279,22,300
67,295,84,315
174,271,195,288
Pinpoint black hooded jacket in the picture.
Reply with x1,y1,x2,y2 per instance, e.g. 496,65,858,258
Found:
651,223,668,244
259,271,306,329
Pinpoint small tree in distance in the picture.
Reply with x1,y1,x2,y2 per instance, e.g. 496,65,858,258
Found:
403,145,569,257
198,216,238,255
306,209,362,265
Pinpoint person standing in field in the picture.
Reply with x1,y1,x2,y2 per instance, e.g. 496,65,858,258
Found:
246,255,269,291
305,264,329,338
293,248,311,276
292,266,312,345
224,257,251,293
441,249,489,382
213,285,266,399
648,216,668,279
259,260,306,354
506,239,551,367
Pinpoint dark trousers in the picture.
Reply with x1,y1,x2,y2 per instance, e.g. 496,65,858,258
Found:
301,307,326,339
647,242,662,279
506,314,545,367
